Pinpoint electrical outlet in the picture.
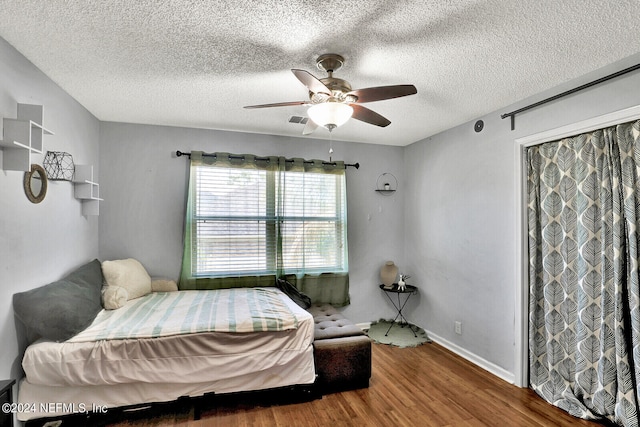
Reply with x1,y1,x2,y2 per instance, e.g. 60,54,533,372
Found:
455,321,462,335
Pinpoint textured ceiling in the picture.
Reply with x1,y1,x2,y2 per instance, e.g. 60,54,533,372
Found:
1,0,639,146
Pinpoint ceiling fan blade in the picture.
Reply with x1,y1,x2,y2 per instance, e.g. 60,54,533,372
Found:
302,119,318,135
292,69,331,95
244,101,308,109
351,104,391,127
347,84,417,103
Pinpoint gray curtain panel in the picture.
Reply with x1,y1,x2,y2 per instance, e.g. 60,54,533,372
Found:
527,120,640,426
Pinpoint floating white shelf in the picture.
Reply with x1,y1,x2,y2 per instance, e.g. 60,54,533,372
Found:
0,104,54,171
73,164,103,216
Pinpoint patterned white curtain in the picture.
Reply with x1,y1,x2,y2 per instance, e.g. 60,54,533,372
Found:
528,120,640,426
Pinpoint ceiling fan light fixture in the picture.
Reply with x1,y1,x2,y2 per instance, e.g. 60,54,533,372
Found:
244,54,417,133
307,102,353,130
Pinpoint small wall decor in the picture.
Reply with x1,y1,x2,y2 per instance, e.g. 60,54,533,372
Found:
375,172,397,195
43,151,75,181
24,164,48,204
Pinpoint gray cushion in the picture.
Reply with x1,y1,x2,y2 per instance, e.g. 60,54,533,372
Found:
13,259,104,342
308,304,365,340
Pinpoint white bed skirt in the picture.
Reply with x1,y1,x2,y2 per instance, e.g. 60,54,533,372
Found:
18,344,315,421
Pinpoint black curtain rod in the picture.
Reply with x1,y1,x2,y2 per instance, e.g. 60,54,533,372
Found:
501,63,640,130
176,151,359,169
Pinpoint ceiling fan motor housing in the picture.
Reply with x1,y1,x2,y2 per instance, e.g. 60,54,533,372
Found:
316,53,344,73
313,54,358,102
309,77,356,103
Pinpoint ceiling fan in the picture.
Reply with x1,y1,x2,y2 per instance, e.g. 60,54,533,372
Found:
244,54,417,134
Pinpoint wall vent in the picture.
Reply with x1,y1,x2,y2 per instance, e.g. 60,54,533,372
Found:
288,116,308,125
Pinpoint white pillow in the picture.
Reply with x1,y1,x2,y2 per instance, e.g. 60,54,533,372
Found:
101,258,152,301
151,279,178,292
102,286,129,310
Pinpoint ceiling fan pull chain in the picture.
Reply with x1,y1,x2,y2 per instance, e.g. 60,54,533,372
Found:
329,131,334,161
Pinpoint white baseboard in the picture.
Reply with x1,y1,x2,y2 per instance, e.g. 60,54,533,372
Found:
356,321,372,331
425,330,516,385
357,322,516,385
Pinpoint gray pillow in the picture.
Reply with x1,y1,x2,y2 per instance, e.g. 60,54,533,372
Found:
13,259,104,342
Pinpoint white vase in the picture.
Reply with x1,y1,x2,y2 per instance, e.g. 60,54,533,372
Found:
380,261,398,288
398,277,406,291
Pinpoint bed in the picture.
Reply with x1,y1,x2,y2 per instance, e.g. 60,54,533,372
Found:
12,259,315,423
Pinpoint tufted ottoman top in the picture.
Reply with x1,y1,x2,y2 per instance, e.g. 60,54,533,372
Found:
307,304,365,340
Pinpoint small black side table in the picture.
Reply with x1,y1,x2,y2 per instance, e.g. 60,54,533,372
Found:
0,379,16,427
379,284,419,337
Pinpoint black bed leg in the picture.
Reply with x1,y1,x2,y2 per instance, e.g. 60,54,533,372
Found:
193,401,201,421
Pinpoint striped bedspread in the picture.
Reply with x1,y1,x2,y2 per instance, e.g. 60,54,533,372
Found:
68,287,300,343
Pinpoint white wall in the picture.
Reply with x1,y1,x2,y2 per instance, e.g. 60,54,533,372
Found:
0,38,100,382
98,122,406,323
404,53,640,381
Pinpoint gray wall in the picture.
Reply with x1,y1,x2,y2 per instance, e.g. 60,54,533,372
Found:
3,28,640,394
404,53,640,380
0,38,100,382
98,123,406,323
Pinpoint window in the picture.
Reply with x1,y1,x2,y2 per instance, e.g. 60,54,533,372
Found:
183,153,348,283
194,166,271,276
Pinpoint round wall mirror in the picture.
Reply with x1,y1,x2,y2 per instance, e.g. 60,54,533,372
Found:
24,164,48,204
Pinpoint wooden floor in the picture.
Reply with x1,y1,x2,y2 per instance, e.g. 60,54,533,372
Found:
107,342,608,427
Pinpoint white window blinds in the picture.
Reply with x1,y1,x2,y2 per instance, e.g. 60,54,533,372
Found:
191,161,347,278
195,167,270,276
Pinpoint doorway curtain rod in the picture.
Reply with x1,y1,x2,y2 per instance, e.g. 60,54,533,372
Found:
501,63,640,130
175,151,360,169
